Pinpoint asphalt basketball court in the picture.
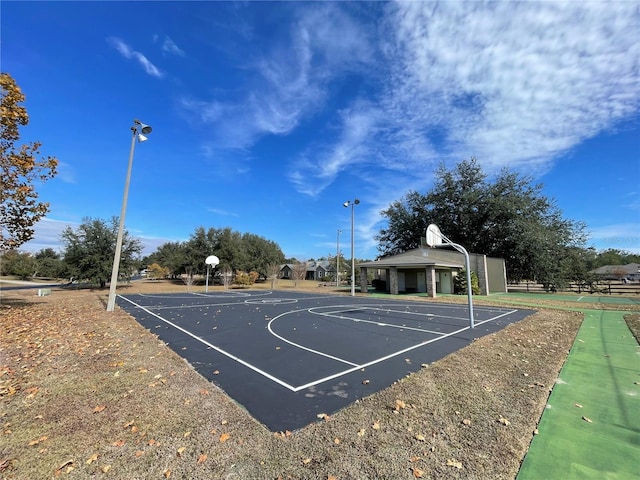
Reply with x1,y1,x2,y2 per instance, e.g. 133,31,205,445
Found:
118,290,533,431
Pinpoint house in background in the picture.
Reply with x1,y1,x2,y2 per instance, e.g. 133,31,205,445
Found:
279,260,336,281
357,247,507,297
589,263,640,282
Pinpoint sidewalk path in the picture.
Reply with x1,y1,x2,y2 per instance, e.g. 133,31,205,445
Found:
517,309,640,479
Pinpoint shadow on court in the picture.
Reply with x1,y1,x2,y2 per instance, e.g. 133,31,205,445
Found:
118,290,533,431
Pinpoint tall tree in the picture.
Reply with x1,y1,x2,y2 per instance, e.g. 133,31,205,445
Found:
143,241,188,278
147,226,286,281
376,158,587,283
240,232,285,278
34,247,67,278
1,73,58,250
61,217,142,288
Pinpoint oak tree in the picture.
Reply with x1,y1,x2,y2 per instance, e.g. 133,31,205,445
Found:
1,73,58,250
377,158,587,284
61,217,142,288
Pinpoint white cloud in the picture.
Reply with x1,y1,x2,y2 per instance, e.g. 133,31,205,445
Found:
288,101,382,196
55,161,76,184
107,37,164,78
207,207,238,217
291,1,639,198
21,218,178,257
387,1,640,172
179,3,374,154
162,36,185,56
588,223,640,253
20,218,78,253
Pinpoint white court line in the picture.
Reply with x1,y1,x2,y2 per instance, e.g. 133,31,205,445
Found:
314,306,467,323
277,305,519,391
118,295,299,391
121,295,518,393
193,291,274,298
146,300,266,311
310,310,445,335
267,310,360,367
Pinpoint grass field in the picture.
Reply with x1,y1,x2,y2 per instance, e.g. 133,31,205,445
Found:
1,279,638,479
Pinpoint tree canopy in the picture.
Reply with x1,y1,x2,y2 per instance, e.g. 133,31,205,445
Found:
144,226,285,279
376,158,588,285
61,217,142,288
1,73,58,250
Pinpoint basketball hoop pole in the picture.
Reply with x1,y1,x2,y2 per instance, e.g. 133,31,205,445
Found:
427,226,475,329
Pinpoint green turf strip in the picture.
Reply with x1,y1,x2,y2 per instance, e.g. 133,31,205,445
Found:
497,292,639,305
517,310,640,480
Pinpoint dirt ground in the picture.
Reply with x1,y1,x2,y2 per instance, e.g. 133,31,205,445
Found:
1,279,637,479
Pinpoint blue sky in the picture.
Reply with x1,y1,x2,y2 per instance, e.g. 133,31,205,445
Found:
4,1,639,261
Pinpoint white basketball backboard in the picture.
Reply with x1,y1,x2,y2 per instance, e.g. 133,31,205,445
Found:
205,255,220,266
426,224,443,247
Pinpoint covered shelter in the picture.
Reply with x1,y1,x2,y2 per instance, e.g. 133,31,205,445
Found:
357,247,507,297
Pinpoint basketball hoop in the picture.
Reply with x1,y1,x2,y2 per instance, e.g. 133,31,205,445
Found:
205,256,220,293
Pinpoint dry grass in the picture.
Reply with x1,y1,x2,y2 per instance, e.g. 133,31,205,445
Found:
1,280,635,479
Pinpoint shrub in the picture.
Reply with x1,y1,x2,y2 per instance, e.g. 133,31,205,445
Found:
454,269,480,295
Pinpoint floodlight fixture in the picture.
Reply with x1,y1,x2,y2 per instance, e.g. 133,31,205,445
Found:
134,119,153,134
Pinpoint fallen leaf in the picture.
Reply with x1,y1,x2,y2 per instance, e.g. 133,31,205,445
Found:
446,458,463,469
197,453,207,464
412,467,425,478
28,436,48,446
219,433,231,443
55,460,74,475
86,453,98,464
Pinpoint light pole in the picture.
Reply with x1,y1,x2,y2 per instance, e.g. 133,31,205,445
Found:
343,199,359,296
336,229,341,287
106,119,152,312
